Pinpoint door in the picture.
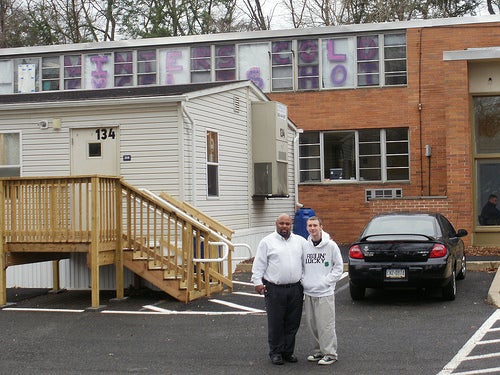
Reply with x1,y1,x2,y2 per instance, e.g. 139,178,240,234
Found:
71,127,119,175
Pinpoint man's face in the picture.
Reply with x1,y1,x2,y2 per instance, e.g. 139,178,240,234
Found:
306,219,322,237
490,197,498,205
276,215,292,238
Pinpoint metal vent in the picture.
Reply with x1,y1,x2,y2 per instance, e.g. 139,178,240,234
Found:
233,96,240,113
365,188,402,202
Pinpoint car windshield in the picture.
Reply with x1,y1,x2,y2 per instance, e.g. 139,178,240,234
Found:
363,216,438,237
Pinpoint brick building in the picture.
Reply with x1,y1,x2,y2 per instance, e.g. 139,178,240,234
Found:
1,15,499,253
269,18,500,249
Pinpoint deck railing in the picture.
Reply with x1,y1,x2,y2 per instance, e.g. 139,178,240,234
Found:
0,176,234,306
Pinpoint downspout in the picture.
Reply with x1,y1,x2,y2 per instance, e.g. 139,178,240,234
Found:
294,128,304,210
182,101,197,206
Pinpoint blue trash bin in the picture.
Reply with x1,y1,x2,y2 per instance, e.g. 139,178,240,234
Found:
293,207,316,239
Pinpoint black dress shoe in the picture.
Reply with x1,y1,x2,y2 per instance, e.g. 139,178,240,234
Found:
283,354,298,363
271,354,284,365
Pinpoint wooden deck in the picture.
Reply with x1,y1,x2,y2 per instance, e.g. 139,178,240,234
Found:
0,176,235,307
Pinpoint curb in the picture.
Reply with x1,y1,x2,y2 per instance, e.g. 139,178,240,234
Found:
236,261,500,308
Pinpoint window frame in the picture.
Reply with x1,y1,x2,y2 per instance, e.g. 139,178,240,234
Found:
299,128,409,183
0,131,21,177
206,130,220,198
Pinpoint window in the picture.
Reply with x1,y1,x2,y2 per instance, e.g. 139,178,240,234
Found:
384,34,407,85
357,35,379,86
207,131,219,197
16,58,39,93
191,46,211,83
238,43,270,91
299,132,321,182
115,51,134,87
299,128,409,183
137,49,157,86
85,53,113,89
42,56,60,91
474,96,500,225
215,45,236,81
0,32,406,95
297,39,319,90
0,60,13,94
271,41,293,91
0,132,21,177
64,55,82,90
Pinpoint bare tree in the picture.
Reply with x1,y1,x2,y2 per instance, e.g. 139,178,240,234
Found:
282,0,482,27
487,0,499,13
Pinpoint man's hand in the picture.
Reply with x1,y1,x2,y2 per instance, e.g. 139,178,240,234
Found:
255,285,266,295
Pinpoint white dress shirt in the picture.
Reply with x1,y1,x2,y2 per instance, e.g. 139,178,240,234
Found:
251,231,305,286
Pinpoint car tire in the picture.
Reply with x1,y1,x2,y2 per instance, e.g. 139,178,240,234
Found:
442,270,456,301
349,281,366,300
456,253,466,280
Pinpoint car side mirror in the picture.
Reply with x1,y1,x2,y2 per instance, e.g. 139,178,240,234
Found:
456,229,468,237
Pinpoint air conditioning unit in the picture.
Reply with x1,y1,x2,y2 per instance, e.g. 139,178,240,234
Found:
252,101,289,197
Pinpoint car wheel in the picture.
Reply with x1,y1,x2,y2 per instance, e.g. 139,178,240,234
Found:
349,281,366,300
442,270,456,301
456,253,466,280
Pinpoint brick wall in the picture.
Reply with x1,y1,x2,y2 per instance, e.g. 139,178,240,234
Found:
269,21,500,249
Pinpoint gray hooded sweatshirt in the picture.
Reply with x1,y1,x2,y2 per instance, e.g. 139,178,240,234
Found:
301,230,344,298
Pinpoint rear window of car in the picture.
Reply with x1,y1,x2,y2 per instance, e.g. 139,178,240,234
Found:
364,216,437,237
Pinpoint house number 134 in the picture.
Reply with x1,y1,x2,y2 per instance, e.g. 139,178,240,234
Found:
95,128,116,140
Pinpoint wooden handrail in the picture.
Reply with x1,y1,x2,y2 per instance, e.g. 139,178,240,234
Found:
0,175,235,306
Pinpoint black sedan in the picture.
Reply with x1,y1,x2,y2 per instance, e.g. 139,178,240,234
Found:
348,212,468,301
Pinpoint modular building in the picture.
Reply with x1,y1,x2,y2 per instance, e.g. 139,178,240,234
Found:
0,16,499,289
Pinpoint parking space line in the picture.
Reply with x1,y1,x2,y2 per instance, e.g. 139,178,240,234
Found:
232,291,263,298
3,307,85,313
209,299,265,313
437,309,500,375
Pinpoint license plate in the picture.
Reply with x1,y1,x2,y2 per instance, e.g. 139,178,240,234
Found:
385,269,406,279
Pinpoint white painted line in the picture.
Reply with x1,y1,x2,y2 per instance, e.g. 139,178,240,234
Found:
448,367,500,375
232,291,264,298
464,352,500,361
437,309,500,375
114,304,261,315
209,299,265,313
3,307,84,313
477,339,500,345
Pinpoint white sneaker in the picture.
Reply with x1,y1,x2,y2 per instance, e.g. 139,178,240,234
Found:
307,353,323,362
318,355,337,365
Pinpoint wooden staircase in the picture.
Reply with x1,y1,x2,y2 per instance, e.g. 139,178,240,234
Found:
0,176,237,307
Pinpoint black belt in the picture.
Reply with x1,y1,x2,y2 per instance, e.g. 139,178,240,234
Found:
264,279,301,288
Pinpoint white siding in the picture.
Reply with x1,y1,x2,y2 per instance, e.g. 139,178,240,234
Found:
1,83,298,288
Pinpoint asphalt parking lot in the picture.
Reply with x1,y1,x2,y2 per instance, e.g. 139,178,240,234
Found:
1,267,498,375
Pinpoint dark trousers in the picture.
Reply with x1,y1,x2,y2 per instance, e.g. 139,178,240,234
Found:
264,281,304,357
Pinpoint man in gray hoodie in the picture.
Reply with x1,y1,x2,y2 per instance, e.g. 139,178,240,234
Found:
301,216,344,365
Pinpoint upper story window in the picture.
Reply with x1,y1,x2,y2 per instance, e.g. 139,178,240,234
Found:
297,39,319,90
191,46,211,83
137,49,157,85
42,56,60,91
115,51,134,87
0,32,406,95
0,132,21,177
357,35,379,86
64,55,82,90
384,33,407,85
0,60,13,94
215,45,236,81
271,41,294,91
299,128,409,183
16,57,39,93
